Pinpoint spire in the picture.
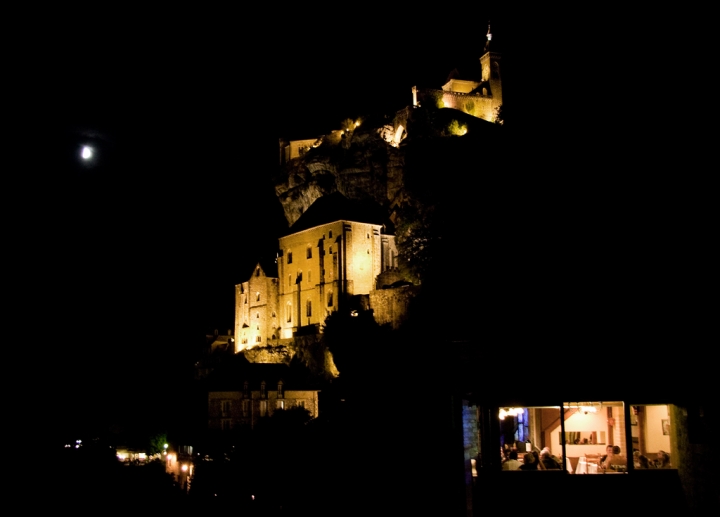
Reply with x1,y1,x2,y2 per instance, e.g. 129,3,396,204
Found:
484,22,492,53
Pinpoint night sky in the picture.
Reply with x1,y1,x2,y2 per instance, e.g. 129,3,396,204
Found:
35,9,712,439
38,9,511,437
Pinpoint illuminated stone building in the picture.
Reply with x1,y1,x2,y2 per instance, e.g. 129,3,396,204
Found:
234,260,280,351
277,195,397,339
413,24,502,122
235,194,398,349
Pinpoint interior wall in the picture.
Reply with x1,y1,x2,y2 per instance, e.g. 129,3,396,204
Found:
644,405,671,453
552,410,607,458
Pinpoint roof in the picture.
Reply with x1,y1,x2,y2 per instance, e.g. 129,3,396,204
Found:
206,359,321,392
243,257,278,280
285,193,391,236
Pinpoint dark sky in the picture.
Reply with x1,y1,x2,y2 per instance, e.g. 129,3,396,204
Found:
35,9,713,438
38,8,510,436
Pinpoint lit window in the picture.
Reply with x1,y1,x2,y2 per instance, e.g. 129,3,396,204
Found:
629,404,678,470
286,302,292,323
276,400,285,410
256,292,260,302
260,400,268,417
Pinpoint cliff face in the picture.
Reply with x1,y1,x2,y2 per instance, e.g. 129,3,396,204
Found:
274,129,405,227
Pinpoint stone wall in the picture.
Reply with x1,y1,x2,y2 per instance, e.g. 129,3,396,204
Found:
369,284,420,329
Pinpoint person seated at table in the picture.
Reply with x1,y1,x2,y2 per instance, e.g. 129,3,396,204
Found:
655,450,671,468
540,449,562,469
601,445,627,471
502,450,521,470
519,450,540,470
632,450,652,469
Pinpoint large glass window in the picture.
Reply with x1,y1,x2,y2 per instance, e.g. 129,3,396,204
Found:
629,404,678,470
562,402,627,474
499,406,564,471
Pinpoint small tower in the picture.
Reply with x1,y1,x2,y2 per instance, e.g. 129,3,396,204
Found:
480,23,502,106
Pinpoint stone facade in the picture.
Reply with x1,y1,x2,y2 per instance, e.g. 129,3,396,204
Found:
235,263,280,352
209,385,319,430
414,45,502,123
277,220,396,339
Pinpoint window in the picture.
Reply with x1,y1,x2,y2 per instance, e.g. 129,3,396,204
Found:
629,404,678,470
242,400,250,418
244,295,247,304
329,231,332,238
276,400,285,410
307,246,312,259
256,335,261,342
327,291,333,307
261,381,267,398
256,312,260,318
297,400,305,409
286,302,292,323
221,400,231,417
256,267,260,277
278,381,284,398
289,274,292,287
256,292,260,302
221,418,232,431
243,381,249,398
308,270,312,283
287,251,293,264
306,300,312,317
259,401,268,417
271,311,276,318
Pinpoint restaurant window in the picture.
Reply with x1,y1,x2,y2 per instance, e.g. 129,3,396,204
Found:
498,406,564,471
561,401,627,474
629,404,679,470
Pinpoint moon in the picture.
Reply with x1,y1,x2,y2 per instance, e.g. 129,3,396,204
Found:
81,146,93,160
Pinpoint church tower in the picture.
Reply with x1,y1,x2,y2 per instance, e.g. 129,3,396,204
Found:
479,24,502,106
